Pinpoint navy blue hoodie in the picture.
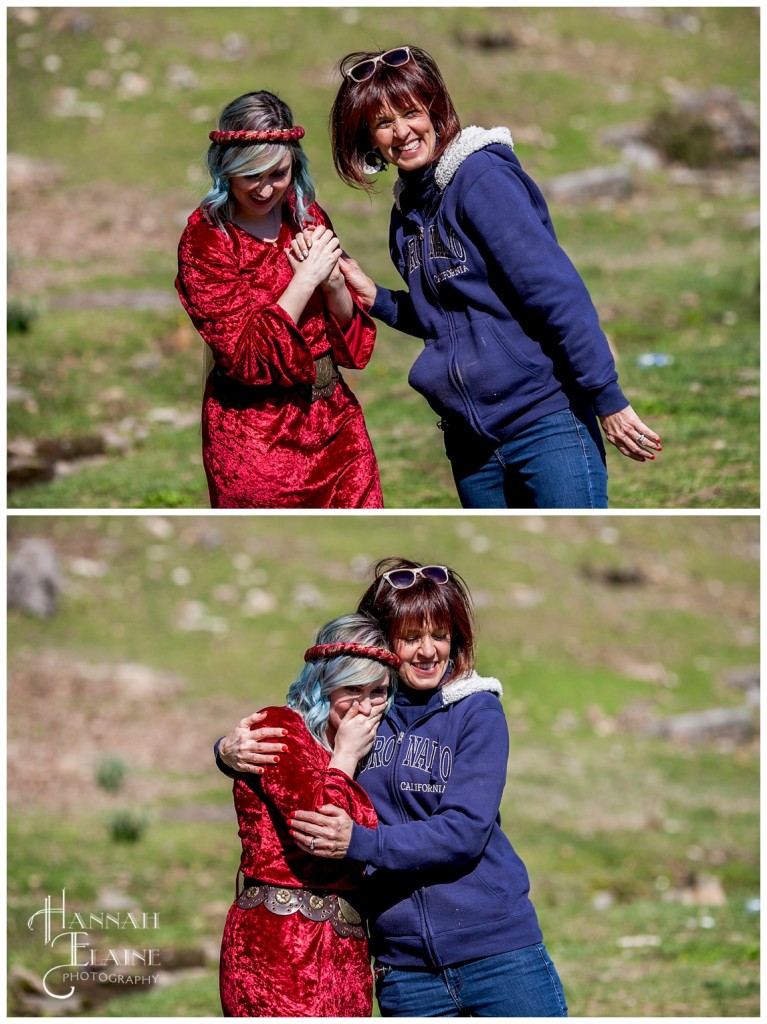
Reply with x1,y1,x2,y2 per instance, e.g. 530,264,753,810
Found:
371,126,628,444
348,672,543,969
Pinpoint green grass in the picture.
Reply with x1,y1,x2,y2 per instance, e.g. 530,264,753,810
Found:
7,7,759,508
7,515,760,1015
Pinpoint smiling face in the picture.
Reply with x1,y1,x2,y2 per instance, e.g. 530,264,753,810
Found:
393,619,452,691
369,101,437,172
229,151,293,221
326,678,390,747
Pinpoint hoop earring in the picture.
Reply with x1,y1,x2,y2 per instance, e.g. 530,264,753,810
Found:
363,149,388,175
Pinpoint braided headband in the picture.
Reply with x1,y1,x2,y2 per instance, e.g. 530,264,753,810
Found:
209,126,305,144
304,642,401,670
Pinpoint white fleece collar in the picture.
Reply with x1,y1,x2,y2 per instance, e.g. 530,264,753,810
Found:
440,670,503,705
393,125,514,208
434,125,514,191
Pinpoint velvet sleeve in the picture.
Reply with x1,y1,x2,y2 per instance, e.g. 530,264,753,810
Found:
456,157,628,416
347,695,506,869
260,708,377,830
176,214,315,387
314,205,378,370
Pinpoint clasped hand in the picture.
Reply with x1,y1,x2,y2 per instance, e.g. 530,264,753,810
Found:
286,225,343,288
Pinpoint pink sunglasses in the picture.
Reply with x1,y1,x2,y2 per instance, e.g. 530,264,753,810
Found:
346,47,411,83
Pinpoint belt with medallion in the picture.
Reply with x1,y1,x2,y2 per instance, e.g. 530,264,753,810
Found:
237,879,366,939
211,353,339,405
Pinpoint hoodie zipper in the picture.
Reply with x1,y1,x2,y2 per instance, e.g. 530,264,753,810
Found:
400,182,497,444
389,706,445,969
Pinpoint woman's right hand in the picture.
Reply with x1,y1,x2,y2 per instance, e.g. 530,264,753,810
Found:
333,699,385,764
286,225,342,288
218,711,288,774
338,256,377,310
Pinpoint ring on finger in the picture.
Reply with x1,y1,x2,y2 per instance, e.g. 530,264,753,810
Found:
636,433,646,444
310,837,316,851
301,249,309,258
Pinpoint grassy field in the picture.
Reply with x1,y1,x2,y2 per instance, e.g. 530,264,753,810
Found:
6,7,760,508
7,514,760,1016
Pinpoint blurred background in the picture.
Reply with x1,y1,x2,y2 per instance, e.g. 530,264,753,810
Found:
7,513,759,1015
6,6,760,509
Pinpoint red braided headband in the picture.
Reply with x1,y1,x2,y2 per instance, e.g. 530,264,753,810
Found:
209,126,305,144
304,642,401,670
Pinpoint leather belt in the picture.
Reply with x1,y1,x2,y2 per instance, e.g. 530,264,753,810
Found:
236,881,365,939
211,353,339,405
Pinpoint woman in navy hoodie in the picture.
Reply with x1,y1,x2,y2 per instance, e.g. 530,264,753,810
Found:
315,46,662,508
282,558,568,1017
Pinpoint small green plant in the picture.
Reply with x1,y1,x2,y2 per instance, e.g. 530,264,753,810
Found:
95,755,128,794
648,108,720,168
7,298,38,333
143,489,189,508
107,808,149,843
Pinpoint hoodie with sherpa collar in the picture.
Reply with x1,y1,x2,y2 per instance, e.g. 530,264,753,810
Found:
370,125,628,444
348,671,544,970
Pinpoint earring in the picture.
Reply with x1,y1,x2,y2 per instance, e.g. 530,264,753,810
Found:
363,149,388,175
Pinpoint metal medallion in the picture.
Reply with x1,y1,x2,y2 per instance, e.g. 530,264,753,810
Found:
314,354,333,389
337,897,362,925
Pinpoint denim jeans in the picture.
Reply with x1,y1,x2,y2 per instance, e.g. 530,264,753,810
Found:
445,407,608,509
375,944,568,1017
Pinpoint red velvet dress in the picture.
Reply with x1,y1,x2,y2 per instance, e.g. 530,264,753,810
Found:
176,205,383,508
219,707,378,1018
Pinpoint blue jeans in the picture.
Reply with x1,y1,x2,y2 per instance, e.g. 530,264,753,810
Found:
445,407,608,509
375,944,568,1017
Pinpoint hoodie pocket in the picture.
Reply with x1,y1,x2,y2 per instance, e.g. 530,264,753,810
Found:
422,864,511,937
410,316,557,441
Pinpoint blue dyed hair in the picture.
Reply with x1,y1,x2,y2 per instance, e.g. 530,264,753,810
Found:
202,91,316,231
287,613,397,751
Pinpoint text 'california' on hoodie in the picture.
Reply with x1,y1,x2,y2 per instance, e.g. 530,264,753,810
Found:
348,671,543,970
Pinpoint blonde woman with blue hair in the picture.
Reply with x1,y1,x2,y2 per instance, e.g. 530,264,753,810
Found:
215,612,399,1016
176,91,383,509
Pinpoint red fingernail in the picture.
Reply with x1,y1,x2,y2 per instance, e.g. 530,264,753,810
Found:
281,731,288,736
273,756,280,763
281,745,288,752
289,829,295,837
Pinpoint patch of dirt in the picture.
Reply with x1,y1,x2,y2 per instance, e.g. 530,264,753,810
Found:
8,161,188,296
8,650,239,813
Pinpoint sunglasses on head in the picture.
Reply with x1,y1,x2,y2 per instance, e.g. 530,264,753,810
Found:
346,47,411,83
381,565,449,589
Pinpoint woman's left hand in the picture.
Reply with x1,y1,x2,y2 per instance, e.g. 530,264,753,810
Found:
289,804,353,859
599,405,663,462
289,227,344,289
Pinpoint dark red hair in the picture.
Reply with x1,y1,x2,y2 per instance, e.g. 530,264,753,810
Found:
330,46,462,190
356,557,476,680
